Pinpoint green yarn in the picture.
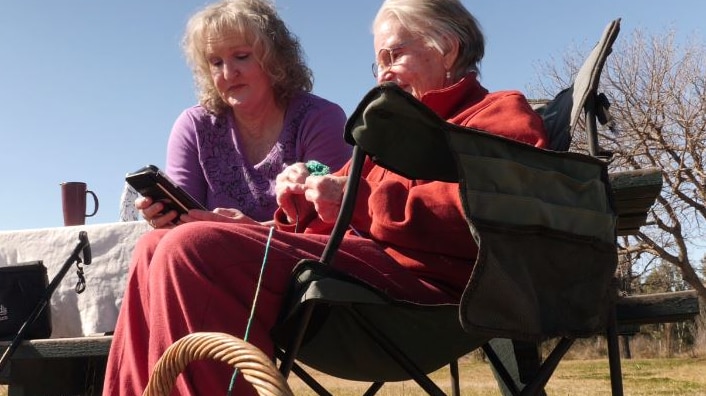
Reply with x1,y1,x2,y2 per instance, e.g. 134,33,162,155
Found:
306,160,330,176
227,226,275,395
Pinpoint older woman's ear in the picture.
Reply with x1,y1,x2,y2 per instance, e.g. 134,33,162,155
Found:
442,37,461,75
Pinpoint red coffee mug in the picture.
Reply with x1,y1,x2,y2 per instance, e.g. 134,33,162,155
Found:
60,182,99,226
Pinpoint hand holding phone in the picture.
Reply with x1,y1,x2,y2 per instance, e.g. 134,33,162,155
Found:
125,165,206,218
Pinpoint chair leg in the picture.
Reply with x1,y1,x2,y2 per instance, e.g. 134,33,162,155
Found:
278,347,382,396
483,342,521,396
362,382,384,396
520,338,572,395
512,341,542,386
449,360,460,396
606,304,624,396
485,337,573,396
278,303,315,378
288,359,333,396
350,308,447,396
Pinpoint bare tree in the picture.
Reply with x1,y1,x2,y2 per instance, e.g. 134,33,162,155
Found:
531,27,706,299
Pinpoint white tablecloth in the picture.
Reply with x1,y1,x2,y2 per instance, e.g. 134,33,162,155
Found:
0,221,151,337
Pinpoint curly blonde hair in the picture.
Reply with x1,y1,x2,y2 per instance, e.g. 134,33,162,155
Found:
182,0,313,114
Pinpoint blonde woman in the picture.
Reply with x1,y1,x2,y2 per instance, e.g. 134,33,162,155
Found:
133,0,350,229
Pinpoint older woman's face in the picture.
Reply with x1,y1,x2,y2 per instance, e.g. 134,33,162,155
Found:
373,18,448,99
204,32,273,112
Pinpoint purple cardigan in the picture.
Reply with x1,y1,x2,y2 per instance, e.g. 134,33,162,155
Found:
165,92,350,222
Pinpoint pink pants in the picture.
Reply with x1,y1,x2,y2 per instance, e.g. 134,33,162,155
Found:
102,222,456,395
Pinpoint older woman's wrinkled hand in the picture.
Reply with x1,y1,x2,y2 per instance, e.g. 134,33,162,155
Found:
304,175,347,224
275,163,313,223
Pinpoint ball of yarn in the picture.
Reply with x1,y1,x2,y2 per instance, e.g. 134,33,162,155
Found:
305,160,330,176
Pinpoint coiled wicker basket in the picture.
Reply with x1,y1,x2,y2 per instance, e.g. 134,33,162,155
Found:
142,332,293,396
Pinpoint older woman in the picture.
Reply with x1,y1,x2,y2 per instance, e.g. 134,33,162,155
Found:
102,0,546,395
130,0,350,228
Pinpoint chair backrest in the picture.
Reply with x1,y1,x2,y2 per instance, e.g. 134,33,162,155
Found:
533,18,620,154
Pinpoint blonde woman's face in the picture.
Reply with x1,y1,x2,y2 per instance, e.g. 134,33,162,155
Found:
204,32,273,112
373,18,448,99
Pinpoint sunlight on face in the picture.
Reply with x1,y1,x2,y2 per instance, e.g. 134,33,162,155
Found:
204,33,273,112
373,18,448,99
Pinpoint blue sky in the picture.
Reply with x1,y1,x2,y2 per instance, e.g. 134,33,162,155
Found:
1,1,704,231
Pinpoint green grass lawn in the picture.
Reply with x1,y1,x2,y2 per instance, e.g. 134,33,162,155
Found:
1,356,705,395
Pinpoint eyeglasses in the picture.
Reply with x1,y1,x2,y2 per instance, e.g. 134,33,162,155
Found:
371,39,415,78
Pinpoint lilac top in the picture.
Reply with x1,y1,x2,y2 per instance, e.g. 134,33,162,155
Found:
165,92,350,222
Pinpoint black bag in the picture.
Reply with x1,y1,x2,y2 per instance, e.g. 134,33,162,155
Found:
0,261,52,340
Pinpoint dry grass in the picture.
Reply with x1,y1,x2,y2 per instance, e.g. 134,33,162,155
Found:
1,356,704,395
285,356,706,395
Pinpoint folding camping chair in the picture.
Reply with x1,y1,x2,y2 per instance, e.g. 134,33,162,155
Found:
144,18,625,396
271,18,624,396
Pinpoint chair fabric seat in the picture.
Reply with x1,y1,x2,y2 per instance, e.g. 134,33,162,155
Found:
273,261,489,381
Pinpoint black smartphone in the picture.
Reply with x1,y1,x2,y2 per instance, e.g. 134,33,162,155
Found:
125,165,206,216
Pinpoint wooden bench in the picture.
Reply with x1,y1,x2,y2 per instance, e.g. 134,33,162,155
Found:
609,168,664,236
608,168,700,334
0,335,111,396
616,290,700,326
